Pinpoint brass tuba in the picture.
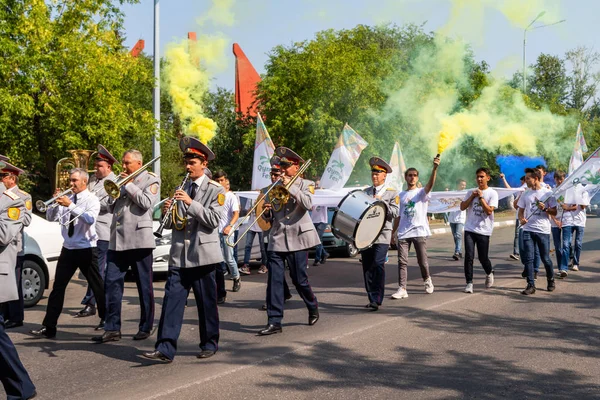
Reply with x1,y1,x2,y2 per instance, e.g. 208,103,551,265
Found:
55,149,96,190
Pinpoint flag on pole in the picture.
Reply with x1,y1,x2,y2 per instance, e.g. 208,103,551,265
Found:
385,141,407,191
251,113,275,190
568,123,588,174
319,124,368,190
554,146,600,204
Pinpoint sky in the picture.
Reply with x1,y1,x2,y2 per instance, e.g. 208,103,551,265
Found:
120,0,599,91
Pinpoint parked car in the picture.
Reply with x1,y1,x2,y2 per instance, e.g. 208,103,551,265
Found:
587,191,600,216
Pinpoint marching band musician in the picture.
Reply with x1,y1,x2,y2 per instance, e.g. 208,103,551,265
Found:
143,136,225,362
258,147,320,336
76,145,117,329
0,162,33,329
0,178,36,399
361,157,399,311
30,168,105,339
93,149,160,343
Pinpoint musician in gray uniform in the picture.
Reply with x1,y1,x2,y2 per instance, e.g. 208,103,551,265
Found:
0,183,36,399
258,147,320,336
0,162,33,328
143,136,225,362
93,149,160,343
77,145,117,327
361,157,399,311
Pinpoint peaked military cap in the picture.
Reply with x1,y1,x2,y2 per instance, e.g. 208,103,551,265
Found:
179,136,215,161
369,157,392,174
275,147,304,166
96,144,118,165
0,160,25,176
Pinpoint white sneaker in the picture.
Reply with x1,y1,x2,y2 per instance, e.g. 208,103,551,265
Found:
485,272,494,288
391,287,409,299
571,265,579,271
464,283,474,293
424,277,434,294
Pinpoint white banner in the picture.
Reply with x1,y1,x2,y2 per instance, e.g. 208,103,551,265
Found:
251,113,275,190
385,141,407,191
568,123,588,174
319,124,368,190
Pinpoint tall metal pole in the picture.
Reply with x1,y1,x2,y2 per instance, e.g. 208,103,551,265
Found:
152,0,161,175
522,30,527,93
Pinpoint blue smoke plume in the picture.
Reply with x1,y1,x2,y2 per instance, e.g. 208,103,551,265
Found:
496,155,553,187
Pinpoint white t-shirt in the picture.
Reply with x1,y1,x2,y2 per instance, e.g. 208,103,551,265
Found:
311,205,328,224
448,209,466,224
517,187,556,234
219,191,240,233
571,191,589,227
463,187,498,236
397,188,431,239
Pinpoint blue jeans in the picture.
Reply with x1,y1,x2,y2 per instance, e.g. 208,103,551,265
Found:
219,233,239,279
519,229,540,272
243,230,267,265
551,227,563,271
313,222,329,262
572,226,584,266
522,231,554,286
450,223,464,254
561,226,584,269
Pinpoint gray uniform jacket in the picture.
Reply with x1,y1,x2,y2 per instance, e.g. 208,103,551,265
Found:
363,186,400,245
263,178,320,252
89,172,116,242
166,177,225,268
11,186,32,256
109,170,160,251
0,191,26,303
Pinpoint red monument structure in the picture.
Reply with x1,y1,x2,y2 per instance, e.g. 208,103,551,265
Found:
233,43,260,117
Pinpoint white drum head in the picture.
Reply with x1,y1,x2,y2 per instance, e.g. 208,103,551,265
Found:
355,204,386,249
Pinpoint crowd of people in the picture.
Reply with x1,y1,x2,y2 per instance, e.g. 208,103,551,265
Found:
0,142,592,398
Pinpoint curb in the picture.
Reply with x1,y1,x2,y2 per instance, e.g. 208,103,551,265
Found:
430,219,515,235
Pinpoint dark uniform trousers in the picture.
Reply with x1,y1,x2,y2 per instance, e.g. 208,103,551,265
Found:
43,247,105,328
105,248,154,333
81,239,109,307
156,265,219,360
3,256,24,323
266,250,317,326
361,244,388,305
215,266,226,299
0,310,36,400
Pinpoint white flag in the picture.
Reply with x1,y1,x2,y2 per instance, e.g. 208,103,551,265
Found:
551,146,600,205
385,141,407,191
251,113,275,190
568,123,588,174
319,124,368,190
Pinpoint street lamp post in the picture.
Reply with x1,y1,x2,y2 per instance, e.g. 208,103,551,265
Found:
522,11,566,93
152,0,161,175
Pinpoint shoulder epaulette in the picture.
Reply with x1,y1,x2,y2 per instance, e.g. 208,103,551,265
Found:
3,190,19,200
148,172,157,177
17,188,30,197
386,187,396,191
209,180,222,187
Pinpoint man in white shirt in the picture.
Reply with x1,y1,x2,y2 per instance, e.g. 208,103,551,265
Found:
214,170,241,293
310,203,329,267
517,168,557,295
391,155,440,300
549,171,571,278
460,168,499,293
30,168,104,338
449,179,467,260
563,189,589,273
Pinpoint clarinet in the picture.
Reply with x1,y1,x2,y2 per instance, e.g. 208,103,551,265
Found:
154,173,190,238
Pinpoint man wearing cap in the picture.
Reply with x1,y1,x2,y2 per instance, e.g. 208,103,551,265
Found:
258,147,320,336
0,175,37,399
0,162,33,329
143,136,225,362
361,157,400,311
76,145,117,326
93,149,160,343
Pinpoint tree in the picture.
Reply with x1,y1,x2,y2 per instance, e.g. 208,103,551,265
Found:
527,54,569,112
565,46,600,112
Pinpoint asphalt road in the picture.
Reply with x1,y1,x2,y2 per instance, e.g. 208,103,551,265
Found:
5,218,600,400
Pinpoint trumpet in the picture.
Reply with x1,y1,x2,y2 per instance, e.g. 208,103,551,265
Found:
226,159,311,248
104,156,161,199
35,188,74,212
154,172,190,238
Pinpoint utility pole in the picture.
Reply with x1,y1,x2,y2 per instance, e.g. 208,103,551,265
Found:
152,0,161,175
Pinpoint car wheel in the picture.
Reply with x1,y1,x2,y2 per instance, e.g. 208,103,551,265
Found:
22,260,46,308
345,243,359,258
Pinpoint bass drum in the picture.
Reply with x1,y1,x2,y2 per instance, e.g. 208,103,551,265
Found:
331,190,386,251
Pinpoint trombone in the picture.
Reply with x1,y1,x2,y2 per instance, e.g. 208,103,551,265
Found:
104,156,161,199
226,159,311,248
35,188,74,212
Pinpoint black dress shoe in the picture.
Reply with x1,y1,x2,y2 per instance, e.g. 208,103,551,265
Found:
258,324,282,335
197,350,216,359
91,330,121,343
95,320,105,331
30,326,56,338
217,296,226,305
5,320,23,329
133,330,152,340
308,309,319,326
142,350,172,363
75,305,96,318
365,302,379,311
232,278,241,292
